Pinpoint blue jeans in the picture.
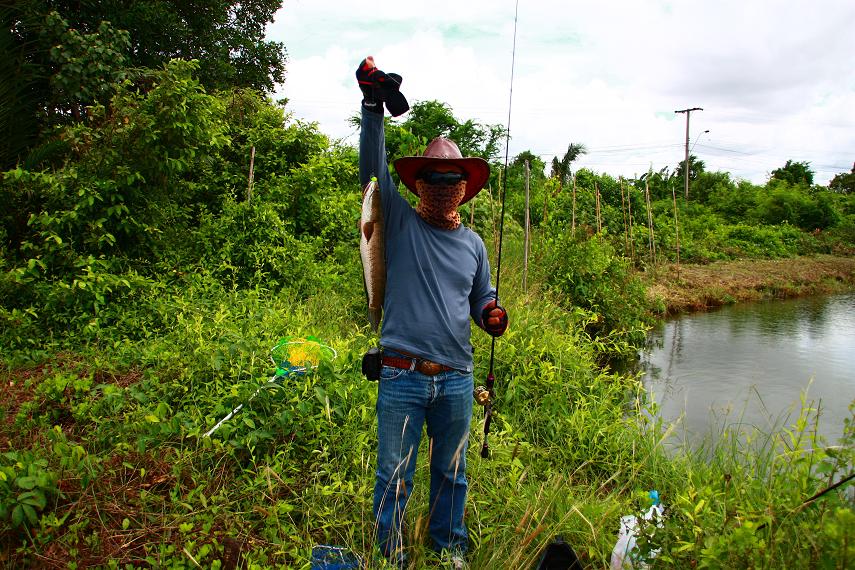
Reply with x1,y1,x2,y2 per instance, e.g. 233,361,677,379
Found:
373,361,474,559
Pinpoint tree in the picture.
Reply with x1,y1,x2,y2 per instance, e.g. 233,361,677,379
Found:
690,170,735,205
543,143,588,223
545,143,586,224
1,0,286,169
390,100,504,162
505,151,547,227
29,0,286,92
754,180,840,230
675,154,706,183
828,163,855,194
42,11,131,120
550,142,587,191
770,159,814,187
0,4,47,169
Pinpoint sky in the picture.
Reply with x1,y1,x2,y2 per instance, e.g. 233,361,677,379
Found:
267,0,855,185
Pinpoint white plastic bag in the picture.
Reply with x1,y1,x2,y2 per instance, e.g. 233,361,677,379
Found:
610,493,664,569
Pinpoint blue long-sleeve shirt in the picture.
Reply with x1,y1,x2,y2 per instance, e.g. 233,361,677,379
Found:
359,108,495,372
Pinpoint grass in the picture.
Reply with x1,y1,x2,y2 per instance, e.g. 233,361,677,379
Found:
1,237,853,568
645,254,855,314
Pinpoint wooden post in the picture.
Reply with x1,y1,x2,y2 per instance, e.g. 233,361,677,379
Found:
671,178,681,271
595,181,602,234
644,177,656,265
571,174,577,237
620,178,629,256
523,160,530,292
542,178,549,227
489,179,499,255
469,196,475,226
247,146,256,203
627,182,636,263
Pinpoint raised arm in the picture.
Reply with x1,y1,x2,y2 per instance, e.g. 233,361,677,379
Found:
359,106,396,193
357,56,409,212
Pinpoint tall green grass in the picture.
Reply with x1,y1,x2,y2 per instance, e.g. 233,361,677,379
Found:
1,229,852,568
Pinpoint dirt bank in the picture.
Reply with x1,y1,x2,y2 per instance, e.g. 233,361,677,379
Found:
645,254,855,315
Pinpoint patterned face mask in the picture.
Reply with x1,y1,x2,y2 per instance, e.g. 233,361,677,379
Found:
415,179,467,230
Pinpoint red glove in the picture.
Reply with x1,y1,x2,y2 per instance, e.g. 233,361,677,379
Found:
481,300,508,337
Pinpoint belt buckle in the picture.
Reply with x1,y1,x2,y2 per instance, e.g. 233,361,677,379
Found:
419,360,442,376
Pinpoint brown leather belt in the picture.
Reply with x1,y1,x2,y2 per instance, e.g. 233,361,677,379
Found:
382,355,454,376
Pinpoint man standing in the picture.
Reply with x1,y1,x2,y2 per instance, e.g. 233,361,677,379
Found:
356,57,508,565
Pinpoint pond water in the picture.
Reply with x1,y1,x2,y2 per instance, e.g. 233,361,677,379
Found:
639,292,855,447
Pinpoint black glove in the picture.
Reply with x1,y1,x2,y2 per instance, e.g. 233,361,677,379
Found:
481,300,508,337
355,57,409,117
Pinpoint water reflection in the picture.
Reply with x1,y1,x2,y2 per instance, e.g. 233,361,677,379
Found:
641,293,855,446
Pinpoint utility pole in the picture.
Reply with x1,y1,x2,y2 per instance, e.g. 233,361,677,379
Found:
675,107,702,199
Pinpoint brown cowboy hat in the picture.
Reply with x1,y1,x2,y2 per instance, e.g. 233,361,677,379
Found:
393,138,490,205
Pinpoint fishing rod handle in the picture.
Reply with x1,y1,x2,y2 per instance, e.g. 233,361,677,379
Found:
481,403,494,458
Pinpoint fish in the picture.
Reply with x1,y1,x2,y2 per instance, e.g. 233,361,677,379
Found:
359,177,386,332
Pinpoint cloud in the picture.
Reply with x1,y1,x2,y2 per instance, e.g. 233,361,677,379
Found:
268,0,855,184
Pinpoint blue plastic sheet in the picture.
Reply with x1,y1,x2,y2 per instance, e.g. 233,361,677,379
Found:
310,545,362,570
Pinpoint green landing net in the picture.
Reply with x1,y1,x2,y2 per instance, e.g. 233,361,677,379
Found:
204,336,336,437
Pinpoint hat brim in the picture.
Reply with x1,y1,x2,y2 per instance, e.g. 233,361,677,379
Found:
393,156,491,205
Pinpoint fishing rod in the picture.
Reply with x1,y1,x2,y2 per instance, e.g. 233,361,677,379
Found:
755,471,855,532
476,0,520,459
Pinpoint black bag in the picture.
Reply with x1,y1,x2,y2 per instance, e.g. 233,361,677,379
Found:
361,347,381,381
535,535,582,570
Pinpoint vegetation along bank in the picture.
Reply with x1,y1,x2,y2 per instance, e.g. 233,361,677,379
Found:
2,2,854,568
647,254,855,315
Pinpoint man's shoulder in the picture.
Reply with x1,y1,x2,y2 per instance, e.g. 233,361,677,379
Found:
459,224,486,245
455,225,489,260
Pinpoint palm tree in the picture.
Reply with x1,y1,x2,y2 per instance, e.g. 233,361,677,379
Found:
545,142,587,224
550,142,587,190
0,3,50,170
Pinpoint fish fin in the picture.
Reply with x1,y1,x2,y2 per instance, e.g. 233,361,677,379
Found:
362,221,374,240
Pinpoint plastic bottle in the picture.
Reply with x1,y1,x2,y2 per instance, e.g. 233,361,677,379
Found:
610,490,664,569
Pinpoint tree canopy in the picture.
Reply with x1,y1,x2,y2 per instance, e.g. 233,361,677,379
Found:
1,0,286,169
829,163,855,194
28,0,286,92
771,159,814,187
387,100,504,162
550,142,587,190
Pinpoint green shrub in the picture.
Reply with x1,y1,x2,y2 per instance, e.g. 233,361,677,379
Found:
538,231,652,354
751,182,841,231
0,451,59,530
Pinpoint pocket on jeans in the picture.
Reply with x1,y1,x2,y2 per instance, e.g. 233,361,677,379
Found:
380,365,407,381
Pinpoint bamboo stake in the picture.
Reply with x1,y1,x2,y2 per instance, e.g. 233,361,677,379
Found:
542,179,549,227
571,174,577,237
489,180,499,255
671,179,681,272
470,196,475,226
247,146,256,203
620,178,629,256
644,177,657,266
595,181,602,234
627,182,636,263
523,160,530,293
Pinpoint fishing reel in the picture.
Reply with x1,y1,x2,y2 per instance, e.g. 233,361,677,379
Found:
473,385,491,406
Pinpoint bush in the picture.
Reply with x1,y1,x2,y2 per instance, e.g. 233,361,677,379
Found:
194,198,332,294
752,183,841,231
0,451,59,530
538,231,652,354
